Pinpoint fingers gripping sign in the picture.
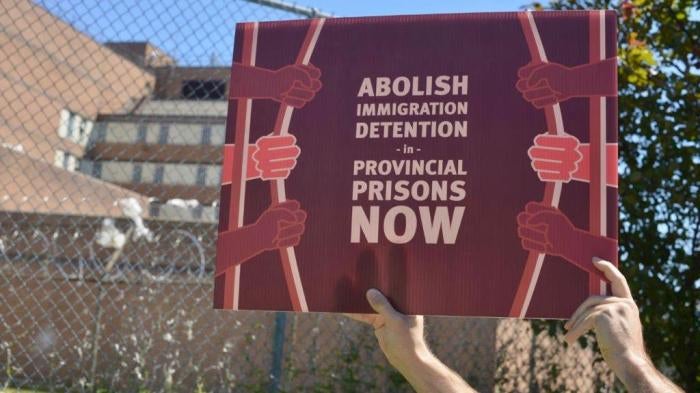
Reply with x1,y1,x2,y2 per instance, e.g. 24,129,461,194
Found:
345,290,478,393
345,289,429,372
561,259,652,387
565,259,633,344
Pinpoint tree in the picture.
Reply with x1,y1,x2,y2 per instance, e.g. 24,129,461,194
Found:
536,0,699,390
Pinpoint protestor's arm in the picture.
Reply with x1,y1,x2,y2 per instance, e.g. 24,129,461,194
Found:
565,259,684,392
346,289,477,393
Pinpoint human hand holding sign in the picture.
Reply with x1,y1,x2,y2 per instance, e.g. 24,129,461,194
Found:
346,290,476,393
230,63,322,108
564,260,683,393
517,202,616,280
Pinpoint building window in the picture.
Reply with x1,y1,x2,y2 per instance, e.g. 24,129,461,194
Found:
58,109,92,146
54,150,65,167
158,124,170,144
182,80,226,100
132,164,143,183
137,123,148,142
94,122,107,143
53,150,77,172
92,162,102,178
154,165,164,184
77,120,93,146
196,166,207,186
201,125,212,145
66,113,80,139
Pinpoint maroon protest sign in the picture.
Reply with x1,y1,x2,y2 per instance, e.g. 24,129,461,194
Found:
214,11,618,318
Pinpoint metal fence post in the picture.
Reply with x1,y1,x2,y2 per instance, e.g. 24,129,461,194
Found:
268,312,287,392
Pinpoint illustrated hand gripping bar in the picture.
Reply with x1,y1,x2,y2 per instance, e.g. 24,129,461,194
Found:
216,19,325,311
509,10,613,318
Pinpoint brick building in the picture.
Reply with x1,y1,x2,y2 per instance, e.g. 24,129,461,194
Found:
1,0,230,221
81,44,231,222
0,0,155,217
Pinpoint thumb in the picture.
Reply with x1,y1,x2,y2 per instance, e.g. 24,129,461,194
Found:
366,289,401,319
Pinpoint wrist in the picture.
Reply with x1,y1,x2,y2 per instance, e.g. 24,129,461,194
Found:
615,351,659,390
394,346,475,393
388,343,434,375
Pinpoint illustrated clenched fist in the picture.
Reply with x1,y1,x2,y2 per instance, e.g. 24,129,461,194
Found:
517,202,607,281
516,61,574,108
250,134,301,180
271,64,322,108
253,200,307,250
527,133,582,182
517,202,576,256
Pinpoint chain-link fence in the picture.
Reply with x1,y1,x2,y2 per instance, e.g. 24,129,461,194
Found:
1,0,616,391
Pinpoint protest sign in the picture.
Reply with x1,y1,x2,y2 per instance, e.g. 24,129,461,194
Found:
215,11,618,318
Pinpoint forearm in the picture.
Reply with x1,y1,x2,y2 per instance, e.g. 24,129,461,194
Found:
617,353,684,393
393,349,477,393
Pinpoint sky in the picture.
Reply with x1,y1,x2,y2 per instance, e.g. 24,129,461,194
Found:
37,0,528,66
295,0,527,16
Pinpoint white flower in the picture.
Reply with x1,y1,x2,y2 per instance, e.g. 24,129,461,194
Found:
163,333,174,342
